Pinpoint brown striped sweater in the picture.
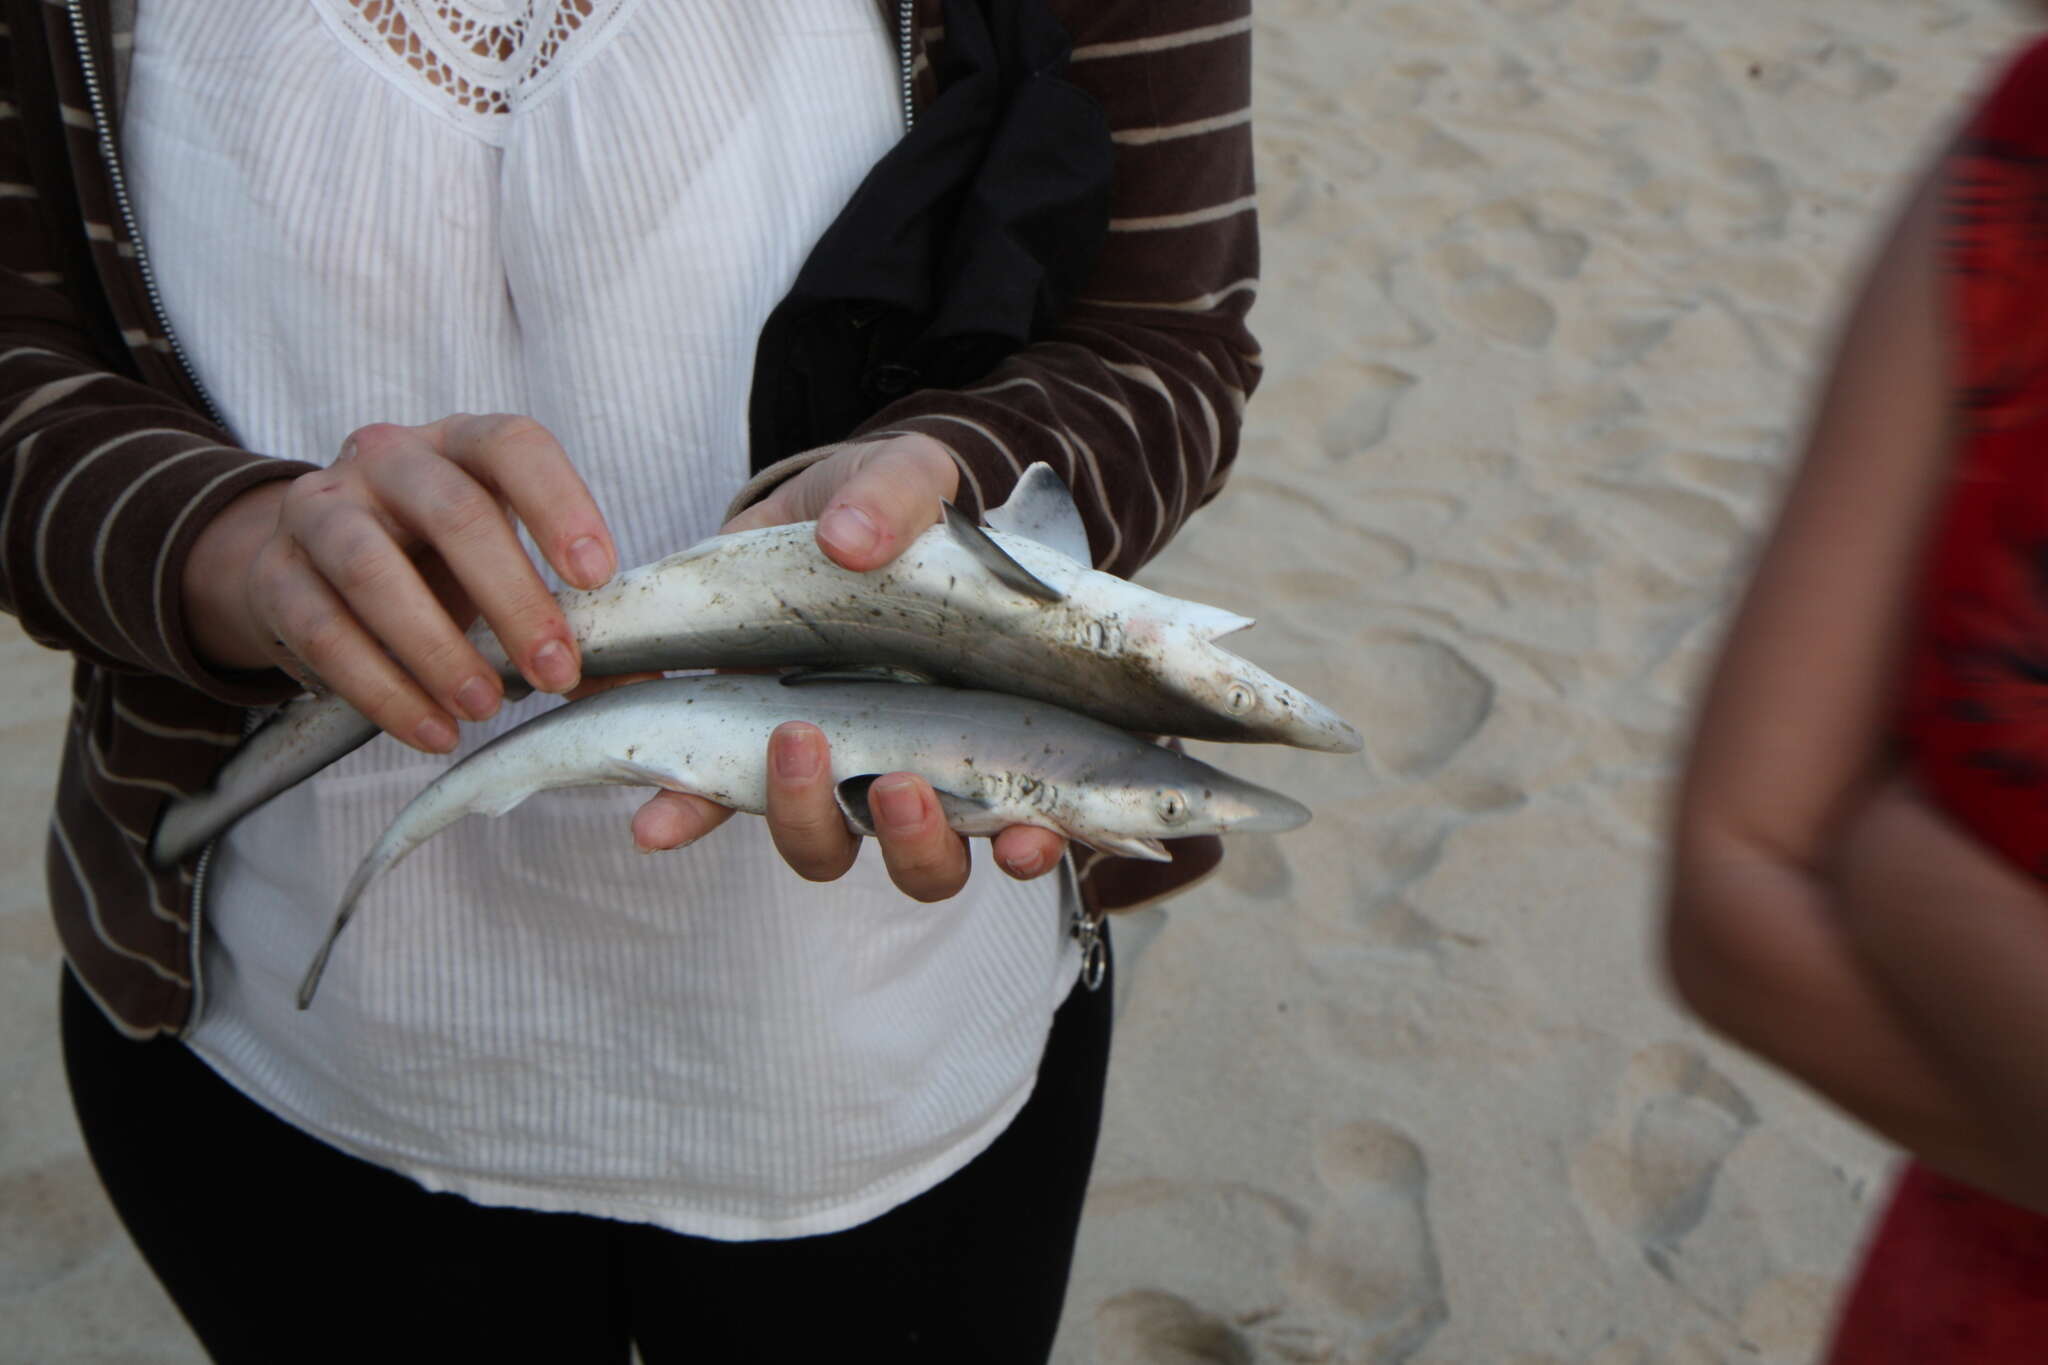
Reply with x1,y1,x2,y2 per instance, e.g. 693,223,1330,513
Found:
2,0,1261,1037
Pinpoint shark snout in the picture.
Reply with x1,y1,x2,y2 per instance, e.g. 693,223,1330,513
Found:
1209,777,1312,834
1277,702,1364,756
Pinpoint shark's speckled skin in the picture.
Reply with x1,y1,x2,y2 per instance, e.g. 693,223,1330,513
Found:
295,674,1311,1007
153,466,1358,866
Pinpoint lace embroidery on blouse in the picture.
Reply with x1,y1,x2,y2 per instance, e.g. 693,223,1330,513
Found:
318,0,632,138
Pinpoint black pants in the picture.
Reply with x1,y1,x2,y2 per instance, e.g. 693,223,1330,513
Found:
62,948,1111,1365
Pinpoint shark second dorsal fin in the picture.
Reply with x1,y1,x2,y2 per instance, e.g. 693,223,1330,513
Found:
985,463,1093,565
940,502,1064,604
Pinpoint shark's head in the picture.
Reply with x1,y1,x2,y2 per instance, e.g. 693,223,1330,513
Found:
963,463,1363,754
1055,743,1313,861
1181,642,1364,755
1128,599,1363,754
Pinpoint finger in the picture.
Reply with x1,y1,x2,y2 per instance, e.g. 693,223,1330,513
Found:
346,422,580,697
813,437,960,571
437,414,616,590
992,826,1066,881
252,542,458,754
764,723,860,882
868,773,970,902
285,488,508,724
632,790,734,852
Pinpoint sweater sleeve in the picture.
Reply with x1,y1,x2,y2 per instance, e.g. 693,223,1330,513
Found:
761,0,1261,581
0,8,316,704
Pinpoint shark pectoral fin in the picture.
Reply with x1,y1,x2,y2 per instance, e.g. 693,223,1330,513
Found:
1066,831,1173,862
835,775,883,835
985,462,1093,565
940,502,1064,604
835,775,995,836
780,664,938,687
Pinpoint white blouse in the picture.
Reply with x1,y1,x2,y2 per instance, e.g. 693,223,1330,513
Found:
126,0,1076,1240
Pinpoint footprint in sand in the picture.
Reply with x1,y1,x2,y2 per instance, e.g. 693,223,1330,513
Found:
1351,631,1493,777
1699,154,1791,242
1428,243,1555,350
1472,199,1591,281
1570,1043,1757,1274
1217,831,1293,900
1285,1120,1447,1362
1481,0,1570,18
1565,37,1661,86
1096,1289,1255,1365
1486,55,1542,111
1401,115,1488,174
0,1156,121,1296
1321,365,1418,458
1806,42,1896,100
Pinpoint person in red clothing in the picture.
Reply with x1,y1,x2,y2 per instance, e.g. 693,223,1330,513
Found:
1667,38,2048,1358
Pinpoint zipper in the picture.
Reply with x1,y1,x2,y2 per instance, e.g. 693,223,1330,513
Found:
63,3,237,1029
63,0,226,430
897,0,916,132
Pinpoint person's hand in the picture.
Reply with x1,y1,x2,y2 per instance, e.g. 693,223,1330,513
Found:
182,414,616,753
628,434,1069,897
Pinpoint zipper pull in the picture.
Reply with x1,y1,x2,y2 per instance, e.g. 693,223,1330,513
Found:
1059,852,1107,992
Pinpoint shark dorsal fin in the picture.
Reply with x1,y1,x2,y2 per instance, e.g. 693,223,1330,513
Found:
940,502,1064,604
985,463,1093,565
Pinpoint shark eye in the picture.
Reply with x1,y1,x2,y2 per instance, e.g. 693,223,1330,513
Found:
1155,789,1188,824
1225,681,1258,715
1087,621,1109,651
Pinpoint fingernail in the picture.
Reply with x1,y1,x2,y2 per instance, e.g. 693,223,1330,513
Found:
455,676,498,722
773,726,821,780
568,536,612,588
1005,848,1047,878
872,775,923,831
533,640,578,693
818,506,880,562
413,716,457,753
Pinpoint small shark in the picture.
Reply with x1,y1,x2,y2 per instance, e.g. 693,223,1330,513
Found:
153,465,1359,865
295,674,1312,1008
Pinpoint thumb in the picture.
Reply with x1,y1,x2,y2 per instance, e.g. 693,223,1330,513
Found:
814,436,960,572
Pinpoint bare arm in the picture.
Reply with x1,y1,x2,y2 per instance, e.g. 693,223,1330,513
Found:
1665,163,2028,1193
1830,778,2048,1208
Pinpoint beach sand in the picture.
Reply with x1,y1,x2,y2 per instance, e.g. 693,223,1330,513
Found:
3,1,2042,1359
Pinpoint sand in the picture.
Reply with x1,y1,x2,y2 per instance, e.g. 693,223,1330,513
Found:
3,1,2042,1360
